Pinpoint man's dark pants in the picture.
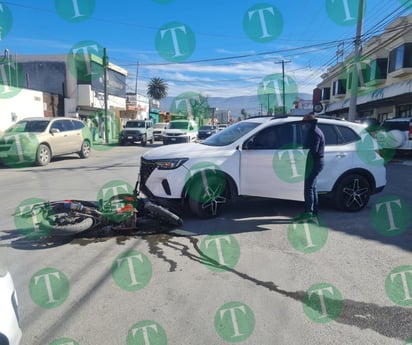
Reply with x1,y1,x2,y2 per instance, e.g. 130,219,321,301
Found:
304,157,324,215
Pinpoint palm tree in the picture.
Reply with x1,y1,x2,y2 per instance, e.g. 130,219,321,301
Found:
147,77,168,102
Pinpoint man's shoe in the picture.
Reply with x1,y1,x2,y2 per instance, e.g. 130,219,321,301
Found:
296,212,313,220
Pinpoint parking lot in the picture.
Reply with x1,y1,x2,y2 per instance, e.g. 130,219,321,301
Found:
0,145,411,345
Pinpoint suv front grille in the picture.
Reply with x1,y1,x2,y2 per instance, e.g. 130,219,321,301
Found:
123,130,140,135
139,157,157,196
165,133,184,137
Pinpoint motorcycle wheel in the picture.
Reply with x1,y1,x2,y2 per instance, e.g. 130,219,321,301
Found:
37,203,98,236
143,202,183,227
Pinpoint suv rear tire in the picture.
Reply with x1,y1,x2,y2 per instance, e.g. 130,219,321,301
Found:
334,174,371,212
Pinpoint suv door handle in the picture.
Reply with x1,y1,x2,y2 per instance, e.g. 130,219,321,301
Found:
336,153,347,158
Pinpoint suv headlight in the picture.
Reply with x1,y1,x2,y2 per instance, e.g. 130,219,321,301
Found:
155,158,188,170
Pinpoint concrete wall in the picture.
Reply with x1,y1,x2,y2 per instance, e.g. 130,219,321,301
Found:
0,88,44,134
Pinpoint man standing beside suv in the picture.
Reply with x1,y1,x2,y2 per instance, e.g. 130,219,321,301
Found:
301,112,325,218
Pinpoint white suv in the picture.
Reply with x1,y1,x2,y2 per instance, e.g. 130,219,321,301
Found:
139,116,386,218
0,261,21,345
162,120,199,145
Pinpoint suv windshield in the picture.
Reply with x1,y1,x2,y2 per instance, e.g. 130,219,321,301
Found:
202,121,261,146
199,125,215,130
126,121,145,128
168,121,190,130
6,120,49,133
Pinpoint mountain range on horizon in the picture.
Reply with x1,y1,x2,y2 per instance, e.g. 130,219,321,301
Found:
160,93,312,118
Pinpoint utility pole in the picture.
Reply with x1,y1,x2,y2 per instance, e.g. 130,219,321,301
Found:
348,0,365,122
103,48,109,144
134,60,139,95
275,59,291,114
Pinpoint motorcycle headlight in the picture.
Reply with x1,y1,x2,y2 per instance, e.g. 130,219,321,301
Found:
155,158,188,170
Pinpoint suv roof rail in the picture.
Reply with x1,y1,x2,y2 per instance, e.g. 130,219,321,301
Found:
315,115,346,121
246,114,289,120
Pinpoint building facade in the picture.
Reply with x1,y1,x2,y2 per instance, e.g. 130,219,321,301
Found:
317,13,412,122
1,53,128,141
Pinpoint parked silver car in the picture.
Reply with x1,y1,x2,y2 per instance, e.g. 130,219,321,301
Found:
0,261,21,345
0,117,93,167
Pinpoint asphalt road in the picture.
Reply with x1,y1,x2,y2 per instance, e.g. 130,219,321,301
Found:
0,144,411,345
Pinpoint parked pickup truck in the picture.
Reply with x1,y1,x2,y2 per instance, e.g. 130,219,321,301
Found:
119,120,154,146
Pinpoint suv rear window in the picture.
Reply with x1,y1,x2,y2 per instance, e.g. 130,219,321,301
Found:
336,125,359,144
318,124,339,145
318,124,359,145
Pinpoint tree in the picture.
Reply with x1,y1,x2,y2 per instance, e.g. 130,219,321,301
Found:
147,77,168,101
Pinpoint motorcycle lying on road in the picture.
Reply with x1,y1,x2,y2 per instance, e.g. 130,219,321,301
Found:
15,181,182,239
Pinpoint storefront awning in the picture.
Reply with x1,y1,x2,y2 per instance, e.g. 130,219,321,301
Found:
325,79,412,112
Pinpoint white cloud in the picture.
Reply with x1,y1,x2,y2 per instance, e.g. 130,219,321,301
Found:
131,58,320,97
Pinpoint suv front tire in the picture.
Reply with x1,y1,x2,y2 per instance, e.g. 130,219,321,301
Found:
186,170,229,218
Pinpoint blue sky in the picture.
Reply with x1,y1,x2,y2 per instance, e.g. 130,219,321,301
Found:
1,0,411,98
